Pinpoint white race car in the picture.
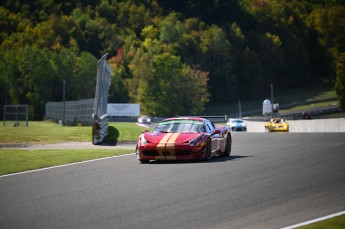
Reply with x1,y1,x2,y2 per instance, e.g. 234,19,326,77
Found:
138,115,151,124
226,119,247,132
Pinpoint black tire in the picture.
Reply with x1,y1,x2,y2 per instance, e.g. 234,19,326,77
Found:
136,147,149,164
139,159,150,164
204,138,212,161
223,134,232,157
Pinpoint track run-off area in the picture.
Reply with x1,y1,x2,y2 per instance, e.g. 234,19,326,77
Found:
1,132,344,229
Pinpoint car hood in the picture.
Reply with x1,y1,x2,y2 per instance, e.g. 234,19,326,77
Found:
272,123,288,126
144,132,200,144
266,123,288,128
231,123,245,127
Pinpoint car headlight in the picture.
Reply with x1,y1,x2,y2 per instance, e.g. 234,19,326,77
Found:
141,135,147,145
189,134,202,146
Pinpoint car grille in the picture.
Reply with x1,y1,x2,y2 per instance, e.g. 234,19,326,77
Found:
142,150,192,156
232,127,246,131
143,150,159,156
175,150,192,156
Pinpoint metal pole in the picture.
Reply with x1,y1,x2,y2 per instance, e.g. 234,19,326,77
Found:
63,80,66,126
270,83,274,118
25,105,28,127
3,105,5,127
239,100,242,118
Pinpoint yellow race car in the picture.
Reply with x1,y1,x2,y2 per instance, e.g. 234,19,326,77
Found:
265,118,289,132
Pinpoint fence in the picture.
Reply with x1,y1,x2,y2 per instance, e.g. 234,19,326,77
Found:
3,105,29,127
45,99,94,125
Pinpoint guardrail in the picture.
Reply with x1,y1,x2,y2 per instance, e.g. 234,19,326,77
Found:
186,115,228,122
92,114,109,145
198,115,227,121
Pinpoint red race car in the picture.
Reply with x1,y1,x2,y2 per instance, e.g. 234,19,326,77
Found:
136,117,232,163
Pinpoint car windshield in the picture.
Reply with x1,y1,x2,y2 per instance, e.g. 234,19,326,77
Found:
153,120,205,133
272,119,283,123
232,120,243,124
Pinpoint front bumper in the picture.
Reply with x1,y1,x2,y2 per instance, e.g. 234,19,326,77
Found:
266,125,289,132
230,126,247,131
137,143,206,161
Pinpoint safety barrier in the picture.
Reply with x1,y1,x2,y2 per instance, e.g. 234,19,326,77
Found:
92,114,109,145
244,119,345,132
92,54,111,144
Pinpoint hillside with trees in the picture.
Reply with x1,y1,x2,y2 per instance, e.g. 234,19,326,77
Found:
1,0,344,119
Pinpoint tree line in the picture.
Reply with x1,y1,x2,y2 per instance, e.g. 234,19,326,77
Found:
1,0,344,119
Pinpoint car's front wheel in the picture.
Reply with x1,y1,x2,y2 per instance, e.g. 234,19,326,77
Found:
139,159,150,164
204,139,212,161
223,134,232,157
136,147,150,164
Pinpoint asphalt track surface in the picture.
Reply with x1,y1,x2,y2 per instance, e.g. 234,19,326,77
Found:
1,133,345,229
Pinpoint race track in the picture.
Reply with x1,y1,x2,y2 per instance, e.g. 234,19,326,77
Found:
1,133,345,229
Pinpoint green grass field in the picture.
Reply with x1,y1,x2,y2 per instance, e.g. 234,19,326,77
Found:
0,121,147,175
279,100,339,113
0,121,148,144
0,148,134,175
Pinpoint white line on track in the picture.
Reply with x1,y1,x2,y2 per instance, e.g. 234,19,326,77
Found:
0,153,135,178
281,210,345,228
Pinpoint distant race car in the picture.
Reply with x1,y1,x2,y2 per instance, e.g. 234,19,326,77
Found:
226,118,247,132
265,118,289,132
137,115,151,124
136,117,232,163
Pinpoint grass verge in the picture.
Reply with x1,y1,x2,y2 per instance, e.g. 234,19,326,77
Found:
298,214,345,229
0,121,147,175
279,101,339,113
0,121,148,144
0,148,134,176
203,83,337,115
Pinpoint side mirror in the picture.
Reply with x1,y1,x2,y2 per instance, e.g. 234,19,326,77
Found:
142,130,148,133
211,129,220,136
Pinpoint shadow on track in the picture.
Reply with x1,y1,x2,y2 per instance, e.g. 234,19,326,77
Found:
147,155,252,165
205,155,253,163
